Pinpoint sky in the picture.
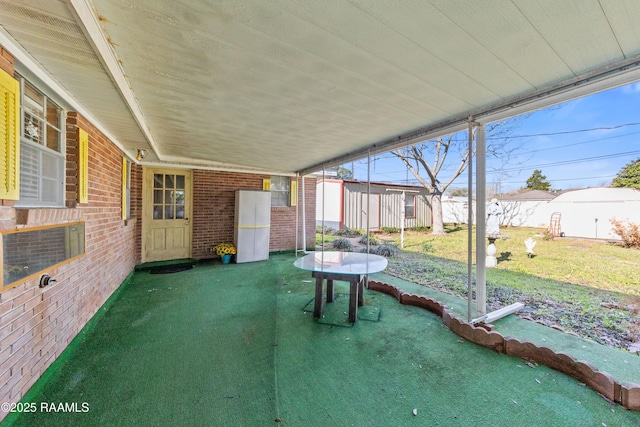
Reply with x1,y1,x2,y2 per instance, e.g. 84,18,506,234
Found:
344,82,640,194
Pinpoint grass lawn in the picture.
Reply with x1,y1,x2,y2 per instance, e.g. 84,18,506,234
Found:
395,225,639,296
318,225,640,351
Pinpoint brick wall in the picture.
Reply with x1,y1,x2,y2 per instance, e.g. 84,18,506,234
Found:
0,46,14,76
0,79,139,423
270,175,317,253
192,172,316,259
0,43,315,423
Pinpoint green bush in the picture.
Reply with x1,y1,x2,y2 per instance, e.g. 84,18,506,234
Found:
331,238,353,251
368,244,398,257
407,226,431,232
421,242,434,253
316,225,336,235
380,226,400,234
334,228,364,237
359,234,380,245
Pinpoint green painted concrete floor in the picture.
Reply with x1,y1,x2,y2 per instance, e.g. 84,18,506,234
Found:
2,254,639,427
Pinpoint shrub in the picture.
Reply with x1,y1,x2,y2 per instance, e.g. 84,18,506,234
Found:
610,219,640,249
380,226,400,234
407,226,431,232
421,242,434,253
334,228,363,237
368,244,399,257
331,238,353,251
316,225,336,235
359,234,380,245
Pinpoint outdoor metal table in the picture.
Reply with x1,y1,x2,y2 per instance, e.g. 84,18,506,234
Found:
294,251,388,322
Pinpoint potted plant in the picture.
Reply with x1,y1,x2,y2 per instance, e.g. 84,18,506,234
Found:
213,243,236,264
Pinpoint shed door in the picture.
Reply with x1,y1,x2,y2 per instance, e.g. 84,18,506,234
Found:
361,193,380,230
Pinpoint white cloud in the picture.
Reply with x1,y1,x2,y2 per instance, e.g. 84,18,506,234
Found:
620,82,640,94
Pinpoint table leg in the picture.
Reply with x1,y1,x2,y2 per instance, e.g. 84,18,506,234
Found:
358,275,364,307
349,278,359,322
314,276,324,318
326,279,334,303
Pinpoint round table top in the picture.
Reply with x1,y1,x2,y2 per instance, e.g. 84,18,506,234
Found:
294,251,388,275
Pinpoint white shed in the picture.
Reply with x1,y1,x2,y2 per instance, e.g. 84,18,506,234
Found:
548,188,640,240
317,179,432,231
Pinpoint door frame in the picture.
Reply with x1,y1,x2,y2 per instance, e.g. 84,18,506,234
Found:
141,167,193,263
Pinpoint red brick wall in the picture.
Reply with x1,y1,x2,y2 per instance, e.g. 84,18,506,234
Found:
192,172,316,259
0,43,316,423
270,176,317,252
0,46,14,76
0,98,139,421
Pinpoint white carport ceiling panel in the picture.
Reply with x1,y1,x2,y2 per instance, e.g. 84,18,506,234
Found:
600,0,640,54
514,0,624,71
0,0,155,160
94,0,464,169
2,0,640,173
90,0,640,173
426,0,575,87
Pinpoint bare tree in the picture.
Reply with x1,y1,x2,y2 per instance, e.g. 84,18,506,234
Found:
392,117,526,235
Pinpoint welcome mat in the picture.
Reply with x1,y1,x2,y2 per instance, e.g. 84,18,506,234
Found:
149,264,194,274
303,293,381,327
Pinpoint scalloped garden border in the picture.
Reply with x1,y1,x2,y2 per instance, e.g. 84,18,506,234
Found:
368,280,640,411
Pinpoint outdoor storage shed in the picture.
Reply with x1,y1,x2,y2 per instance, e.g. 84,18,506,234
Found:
317,179,431,231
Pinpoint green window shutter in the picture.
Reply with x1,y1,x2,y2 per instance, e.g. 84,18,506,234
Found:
78,128,89,203
0,69,20,200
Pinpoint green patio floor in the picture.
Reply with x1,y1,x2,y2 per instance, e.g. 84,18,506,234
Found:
2,254,639,426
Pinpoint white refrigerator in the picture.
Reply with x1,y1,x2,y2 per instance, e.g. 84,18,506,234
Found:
234,190,271,263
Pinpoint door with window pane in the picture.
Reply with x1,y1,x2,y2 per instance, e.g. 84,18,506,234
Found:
142,168,192,262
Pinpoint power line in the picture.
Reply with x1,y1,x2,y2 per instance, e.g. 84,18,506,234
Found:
372,173,616,187
352,126,640,171
498,150,640,173
352,149,639,179
491,122,640,139
514,130,640,156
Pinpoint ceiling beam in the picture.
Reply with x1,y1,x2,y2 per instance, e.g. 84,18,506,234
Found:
68,0,159,161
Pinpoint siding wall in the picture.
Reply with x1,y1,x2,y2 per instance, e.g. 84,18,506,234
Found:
315,179,343,229
342,182,431,230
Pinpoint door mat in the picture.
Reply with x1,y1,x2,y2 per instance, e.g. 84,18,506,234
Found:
149,264,194,274
303,293,381,327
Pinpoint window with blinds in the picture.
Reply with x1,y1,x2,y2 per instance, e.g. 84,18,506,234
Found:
16,75,64,207
270,176,290,207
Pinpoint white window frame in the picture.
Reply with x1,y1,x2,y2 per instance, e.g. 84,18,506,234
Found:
270,176,290,207
15,74,66,207
405,194,416,219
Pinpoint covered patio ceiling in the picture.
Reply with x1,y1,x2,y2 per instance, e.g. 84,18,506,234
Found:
1,0,640,175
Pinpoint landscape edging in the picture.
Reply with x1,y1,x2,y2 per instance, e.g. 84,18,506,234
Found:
367,280,640,411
